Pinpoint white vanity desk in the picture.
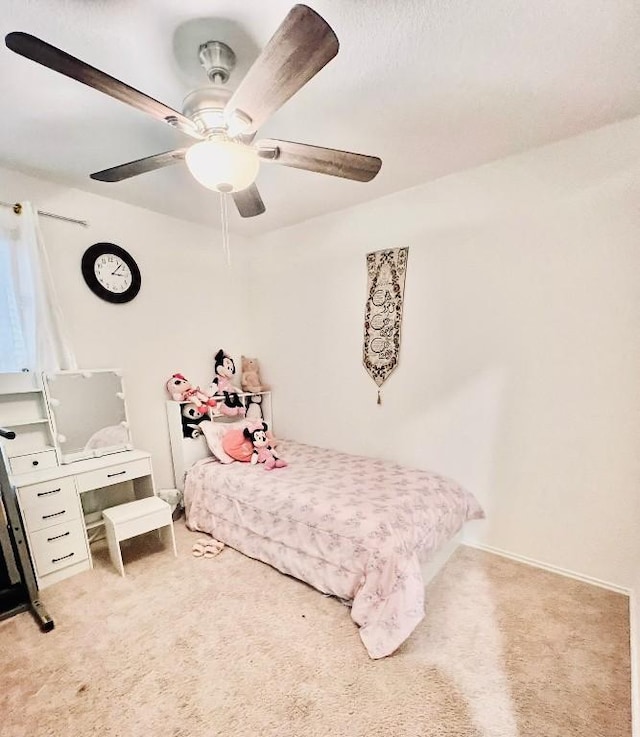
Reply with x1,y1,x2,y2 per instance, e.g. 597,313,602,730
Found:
0,370,173,589
10,449,155,589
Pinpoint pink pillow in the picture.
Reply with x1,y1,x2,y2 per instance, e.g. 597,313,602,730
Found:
222,428,254,462
222,426,279,463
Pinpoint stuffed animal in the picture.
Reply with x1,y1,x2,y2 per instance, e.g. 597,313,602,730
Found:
181,403,210,438
210,350,245,417
245,393,263,421
243,422,287,470
166,373,217,415
241,356,268,393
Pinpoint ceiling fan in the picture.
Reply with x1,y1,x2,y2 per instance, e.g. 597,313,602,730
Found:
5,5,382,219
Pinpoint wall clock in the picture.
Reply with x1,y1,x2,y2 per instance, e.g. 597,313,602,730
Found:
81,243,141,304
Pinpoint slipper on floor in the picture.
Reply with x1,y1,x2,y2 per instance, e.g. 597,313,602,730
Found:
203,541,225,558
193,538,225,558
192,543,206,558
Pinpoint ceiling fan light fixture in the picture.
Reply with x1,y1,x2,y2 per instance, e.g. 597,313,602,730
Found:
185,139,259,193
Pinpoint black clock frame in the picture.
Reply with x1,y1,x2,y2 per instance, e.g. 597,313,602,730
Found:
81,242,141,304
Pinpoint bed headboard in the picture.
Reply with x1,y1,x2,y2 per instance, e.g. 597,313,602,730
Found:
166,401,211,491
166,392,273,491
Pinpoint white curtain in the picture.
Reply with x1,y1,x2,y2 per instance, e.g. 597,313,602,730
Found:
0,202,76,374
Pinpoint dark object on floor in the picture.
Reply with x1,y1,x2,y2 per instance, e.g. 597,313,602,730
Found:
0,427,54,630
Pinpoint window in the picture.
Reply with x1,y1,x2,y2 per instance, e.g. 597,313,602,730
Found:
0,203,73,374
0,229,29,373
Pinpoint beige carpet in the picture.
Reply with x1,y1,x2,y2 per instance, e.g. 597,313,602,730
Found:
1,521,631,737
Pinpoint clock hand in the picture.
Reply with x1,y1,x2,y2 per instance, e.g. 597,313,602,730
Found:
111,264,124,276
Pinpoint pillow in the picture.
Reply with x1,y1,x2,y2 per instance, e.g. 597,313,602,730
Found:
199,420,246,464
222,428,254,463
222,424,279,463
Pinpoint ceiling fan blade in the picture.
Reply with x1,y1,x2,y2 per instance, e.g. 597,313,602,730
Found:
232,184,266,218
256,139,382,182
90,149,187,182
225,5,339,134
5,32,201,139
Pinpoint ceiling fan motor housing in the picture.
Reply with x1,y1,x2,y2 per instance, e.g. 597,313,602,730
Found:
182,86,233,136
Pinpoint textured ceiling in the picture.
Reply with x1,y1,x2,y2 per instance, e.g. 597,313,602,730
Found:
1,0,639,235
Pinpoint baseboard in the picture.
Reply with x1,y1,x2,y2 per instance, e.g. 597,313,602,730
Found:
631,590,639,737
464,542,631,596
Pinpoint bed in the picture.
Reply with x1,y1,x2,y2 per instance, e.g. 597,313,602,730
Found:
169,403,484,658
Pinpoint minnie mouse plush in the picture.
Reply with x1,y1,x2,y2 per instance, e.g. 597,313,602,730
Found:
243,422,287,470
210,349,245,417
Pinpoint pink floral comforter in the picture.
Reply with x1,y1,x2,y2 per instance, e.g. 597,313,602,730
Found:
184,440,484,658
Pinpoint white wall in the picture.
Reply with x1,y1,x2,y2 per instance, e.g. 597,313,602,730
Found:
0,165,251,488
246,116,640,590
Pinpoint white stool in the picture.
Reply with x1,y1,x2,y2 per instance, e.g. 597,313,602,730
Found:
102,496,177,577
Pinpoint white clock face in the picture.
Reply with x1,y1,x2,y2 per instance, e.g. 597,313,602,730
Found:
93,254,133,294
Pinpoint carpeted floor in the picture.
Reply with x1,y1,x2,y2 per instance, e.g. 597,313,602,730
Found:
1,521,631,737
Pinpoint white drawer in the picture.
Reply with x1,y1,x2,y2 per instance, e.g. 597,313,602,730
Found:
9,450,58,476
75,457,152,494
16,476,76,509
29,519,88,577
18,482,79,533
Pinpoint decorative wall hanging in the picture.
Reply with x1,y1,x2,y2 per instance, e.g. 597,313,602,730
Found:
363,247,409,404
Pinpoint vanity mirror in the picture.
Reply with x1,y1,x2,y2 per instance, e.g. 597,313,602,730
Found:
43,370,132,464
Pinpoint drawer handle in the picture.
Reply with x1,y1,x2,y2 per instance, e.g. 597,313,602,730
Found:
47,531,70,542
42,510,65,520
32,460,39,466
52,552,74,564
107,470,127,478
37,488,61,497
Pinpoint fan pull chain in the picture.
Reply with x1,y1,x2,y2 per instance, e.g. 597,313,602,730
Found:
377,389,382,405
219,192,232,267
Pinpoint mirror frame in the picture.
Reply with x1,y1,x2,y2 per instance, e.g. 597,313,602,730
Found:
43,369,133,464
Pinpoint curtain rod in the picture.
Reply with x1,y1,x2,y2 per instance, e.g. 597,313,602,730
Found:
0,200,88,227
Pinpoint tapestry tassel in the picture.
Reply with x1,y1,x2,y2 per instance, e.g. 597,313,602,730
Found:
377,389,381,405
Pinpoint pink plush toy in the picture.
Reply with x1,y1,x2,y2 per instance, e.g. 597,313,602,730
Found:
165,373,217,415
243,422,287,471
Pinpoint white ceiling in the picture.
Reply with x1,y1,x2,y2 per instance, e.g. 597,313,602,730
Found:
2,0,639,236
